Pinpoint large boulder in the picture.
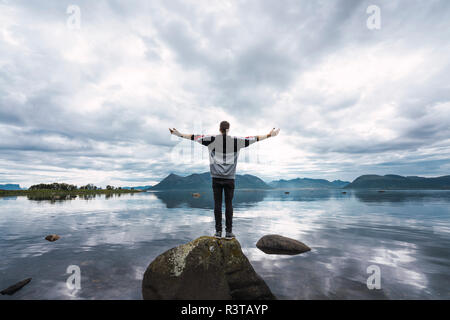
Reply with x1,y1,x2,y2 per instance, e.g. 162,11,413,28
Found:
142,236,275,300
256,234,311,255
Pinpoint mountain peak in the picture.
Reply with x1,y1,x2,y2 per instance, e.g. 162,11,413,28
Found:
269,177,350,189
151,172,271,190
345,174,450,189
0,184,22,190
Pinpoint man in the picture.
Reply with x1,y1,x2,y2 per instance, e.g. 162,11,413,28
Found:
169,121,280,239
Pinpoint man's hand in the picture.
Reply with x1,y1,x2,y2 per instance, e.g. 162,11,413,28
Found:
169,128,182,137
269,128,280,137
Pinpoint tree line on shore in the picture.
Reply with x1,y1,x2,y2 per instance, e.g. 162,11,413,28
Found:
28,182,126,191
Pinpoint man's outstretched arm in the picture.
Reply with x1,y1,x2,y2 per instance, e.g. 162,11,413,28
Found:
169,128,215,146
255,128,280,141
237,128,280,149
169,128,194,140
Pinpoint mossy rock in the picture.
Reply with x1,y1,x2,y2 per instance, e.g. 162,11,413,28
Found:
142,236,275,300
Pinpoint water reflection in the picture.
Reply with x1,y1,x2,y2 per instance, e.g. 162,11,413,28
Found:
13,189,450,206
151,190,267,209
0,196,17,200
151,189,357,210
353,190,450,203
23,192,135,202
27,194,78,202
0,190,449,300
152,189,450,208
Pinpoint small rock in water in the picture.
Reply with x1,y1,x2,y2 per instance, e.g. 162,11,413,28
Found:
45,234,60,242
192,193,201,198
256,234,310,255
1,278,32,295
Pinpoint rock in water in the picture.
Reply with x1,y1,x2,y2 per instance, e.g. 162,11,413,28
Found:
45,234,60,242
256,234,311,255
1,278,32,295
142,236,275,300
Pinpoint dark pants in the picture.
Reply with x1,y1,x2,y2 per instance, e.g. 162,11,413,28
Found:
212,177,235,233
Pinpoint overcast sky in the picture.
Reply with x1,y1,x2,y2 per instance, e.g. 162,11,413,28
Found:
1,0,449,188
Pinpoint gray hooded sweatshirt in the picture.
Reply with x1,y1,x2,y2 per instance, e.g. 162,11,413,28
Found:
191,133,259,179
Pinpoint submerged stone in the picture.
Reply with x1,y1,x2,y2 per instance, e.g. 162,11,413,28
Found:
45,234,60,242
1,278,32,295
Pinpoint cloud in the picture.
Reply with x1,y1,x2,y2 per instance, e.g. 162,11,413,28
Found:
0,0,449,187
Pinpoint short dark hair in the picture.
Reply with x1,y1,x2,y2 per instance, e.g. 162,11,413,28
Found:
220,121,230,134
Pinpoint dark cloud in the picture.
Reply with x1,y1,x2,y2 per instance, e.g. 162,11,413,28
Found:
0,0,449,186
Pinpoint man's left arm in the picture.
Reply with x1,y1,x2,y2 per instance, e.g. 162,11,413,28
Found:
169,128,194,139
169,128,214,146
255,128,280,141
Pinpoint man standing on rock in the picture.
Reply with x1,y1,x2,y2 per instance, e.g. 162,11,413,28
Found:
169,121,280,239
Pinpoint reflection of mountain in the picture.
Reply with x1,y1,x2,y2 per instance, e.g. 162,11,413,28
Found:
152,189,352,208
152,190,267,209
122,186,152,190
0,196,17,200
345,174,450,190
353,190,450,203
151,172,271,190
269,178,349,189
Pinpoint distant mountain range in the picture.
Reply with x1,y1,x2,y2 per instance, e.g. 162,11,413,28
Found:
150,173,450,191
4,174,449,192
150,172,349,190
150,172,271,190
0,184,22,190
344,175,450,190
269,178,349,189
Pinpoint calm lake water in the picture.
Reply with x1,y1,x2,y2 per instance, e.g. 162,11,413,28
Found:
0,189,449,300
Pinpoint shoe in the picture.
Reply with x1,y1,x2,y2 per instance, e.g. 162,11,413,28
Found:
225,232,235,239
214,231,222,238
